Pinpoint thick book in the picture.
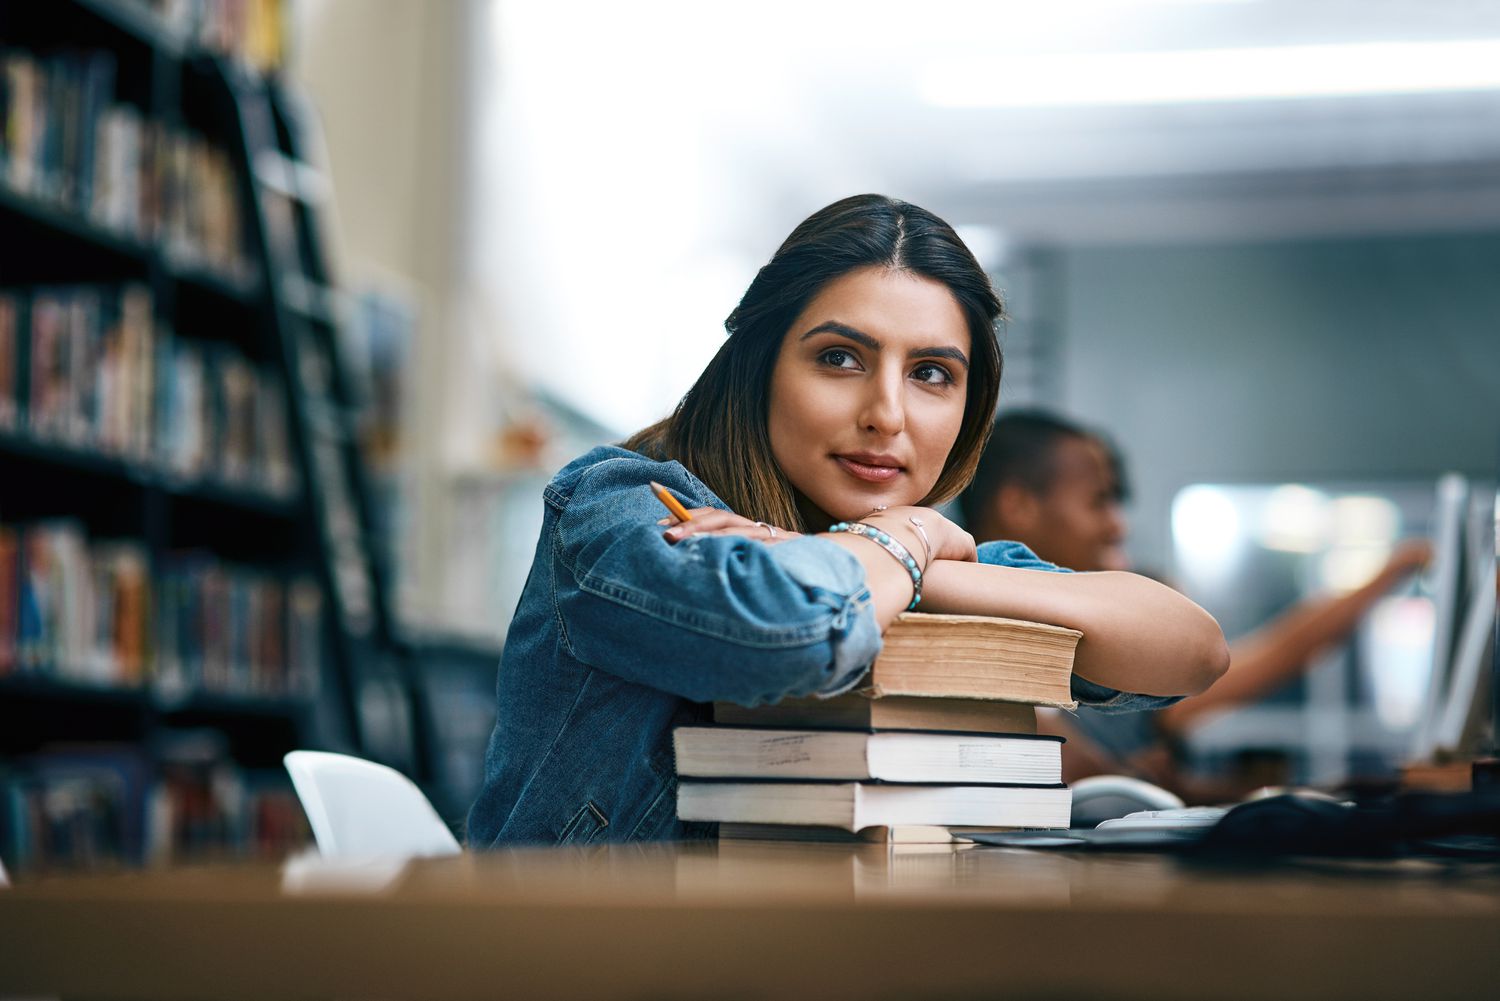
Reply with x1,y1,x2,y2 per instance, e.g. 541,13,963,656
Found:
713,694,1037,734
675,727,1062,784
859,612,1080,707
678,781,1072,831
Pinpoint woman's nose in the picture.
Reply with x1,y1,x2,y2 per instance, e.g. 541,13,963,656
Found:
859,376,905,436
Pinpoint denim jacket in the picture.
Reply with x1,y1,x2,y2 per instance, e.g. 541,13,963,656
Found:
467,446,1179,847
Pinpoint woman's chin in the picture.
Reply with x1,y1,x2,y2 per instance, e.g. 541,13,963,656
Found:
821,494,919,525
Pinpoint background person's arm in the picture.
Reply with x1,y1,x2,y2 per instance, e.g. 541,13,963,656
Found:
920,560,1230,697
1156,539,1431,735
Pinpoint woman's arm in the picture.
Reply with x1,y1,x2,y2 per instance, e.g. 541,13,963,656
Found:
663,505,977,631
550,455,889,706
919,560,1230,697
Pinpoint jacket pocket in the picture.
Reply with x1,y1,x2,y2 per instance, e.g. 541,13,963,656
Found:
558,800,610,845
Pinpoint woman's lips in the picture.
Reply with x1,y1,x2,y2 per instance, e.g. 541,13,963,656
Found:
834,455,904,483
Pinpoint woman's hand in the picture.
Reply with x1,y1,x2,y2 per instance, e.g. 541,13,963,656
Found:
861,506,977,566
661,508,802,545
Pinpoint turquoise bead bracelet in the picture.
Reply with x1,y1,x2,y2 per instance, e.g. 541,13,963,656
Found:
828,520,923,610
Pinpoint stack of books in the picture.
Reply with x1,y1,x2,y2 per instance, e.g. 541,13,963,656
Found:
675,612,1082,842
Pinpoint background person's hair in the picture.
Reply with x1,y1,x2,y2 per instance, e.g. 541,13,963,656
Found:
957,409,1092,527
625,194,1004,532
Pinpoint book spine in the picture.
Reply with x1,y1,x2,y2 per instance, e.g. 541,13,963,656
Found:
0,294,17,428
0,525,17,676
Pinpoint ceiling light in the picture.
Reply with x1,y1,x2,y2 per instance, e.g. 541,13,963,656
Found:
921,39,1500,108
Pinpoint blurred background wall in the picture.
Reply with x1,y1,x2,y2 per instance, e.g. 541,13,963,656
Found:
1060,234,1500,567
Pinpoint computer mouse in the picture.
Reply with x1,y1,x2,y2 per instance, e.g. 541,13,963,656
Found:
1069,774,1186,828
1195,793,1352,855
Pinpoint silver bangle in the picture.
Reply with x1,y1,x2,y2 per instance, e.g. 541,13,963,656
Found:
907,515,933,567
828,520,922,611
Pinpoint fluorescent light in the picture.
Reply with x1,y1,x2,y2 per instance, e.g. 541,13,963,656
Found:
1172,484,1244,584
1259,484,1330,554
922,39,1500,108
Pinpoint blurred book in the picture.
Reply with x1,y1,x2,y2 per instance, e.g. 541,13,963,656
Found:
154,551,322,700
0,739,309,873
144,0,288,72
0,293,17,429
0,516,321,699
0,525,17,676
0,48,251,279
674,727,1063,785
678,781,1071,832
2,284,295,495
0,744,152,870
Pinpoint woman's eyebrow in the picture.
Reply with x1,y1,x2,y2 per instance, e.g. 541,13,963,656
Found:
912,345,970,370
799,321,879,349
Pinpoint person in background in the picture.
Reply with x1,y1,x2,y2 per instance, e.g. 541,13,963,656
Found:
958,409,1431,797
467,198,1228,846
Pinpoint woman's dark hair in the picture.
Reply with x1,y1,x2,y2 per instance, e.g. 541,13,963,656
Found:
624,194,1004,532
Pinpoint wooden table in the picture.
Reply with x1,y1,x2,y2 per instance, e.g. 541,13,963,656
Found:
2,841,1497,1000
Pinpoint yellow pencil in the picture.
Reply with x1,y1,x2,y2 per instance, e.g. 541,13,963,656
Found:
649,480,693,522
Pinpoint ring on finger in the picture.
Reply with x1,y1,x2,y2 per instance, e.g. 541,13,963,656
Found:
755,521,776,540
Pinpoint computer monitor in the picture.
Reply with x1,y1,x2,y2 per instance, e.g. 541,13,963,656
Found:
1488,480,1500,759
1409,474,1497,763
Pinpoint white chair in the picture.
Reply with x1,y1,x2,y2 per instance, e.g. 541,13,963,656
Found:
283,750,462,858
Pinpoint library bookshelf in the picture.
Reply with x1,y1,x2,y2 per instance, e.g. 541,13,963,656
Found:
0,0,415,871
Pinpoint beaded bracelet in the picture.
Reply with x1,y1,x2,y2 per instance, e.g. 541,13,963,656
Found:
828,520,924,610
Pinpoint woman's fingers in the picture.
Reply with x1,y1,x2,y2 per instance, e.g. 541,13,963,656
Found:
663,510,750,541
657,506,720,527
664,509,748,533
662,508,796,544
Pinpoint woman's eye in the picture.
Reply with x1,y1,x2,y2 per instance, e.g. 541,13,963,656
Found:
819,348,860,369
912,362,954,385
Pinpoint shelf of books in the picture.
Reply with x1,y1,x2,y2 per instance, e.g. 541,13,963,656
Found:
0,0,384,873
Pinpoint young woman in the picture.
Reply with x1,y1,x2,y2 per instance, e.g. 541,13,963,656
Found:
467,195,1228,846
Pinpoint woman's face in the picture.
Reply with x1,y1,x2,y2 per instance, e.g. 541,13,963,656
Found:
767,266,972,526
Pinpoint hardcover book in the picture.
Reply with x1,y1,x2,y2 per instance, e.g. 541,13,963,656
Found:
860,612,1080,707
675,727,1062,784
678,781,1072,832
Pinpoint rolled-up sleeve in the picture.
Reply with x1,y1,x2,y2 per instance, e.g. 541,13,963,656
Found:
975,539,1183,714
761,536,884,697
551,457,881,706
